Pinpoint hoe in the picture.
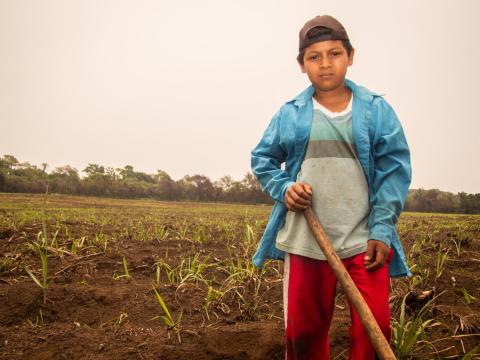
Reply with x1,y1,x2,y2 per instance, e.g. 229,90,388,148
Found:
304,207,396,360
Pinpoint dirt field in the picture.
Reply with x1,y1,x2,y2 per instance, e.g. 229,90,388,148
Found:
0,193,479,359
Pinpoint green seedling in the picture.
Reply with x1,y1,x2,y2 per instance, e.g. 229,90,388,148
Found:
154,261,177,284
392,292,443,359
451,238,463,257
192,224,210,244
435,248,449,279
154,224,169,241
178,254,209,285
113,256,132,280
25,239,49,304
49,228,60,250
99,312,129,330
26,309,44,328
151,285,182,342
0,256,17,275
460,288,476,304
204,286,224,321
175,223,189,240
95,233,109,252
70,236,86,254
461,344,480,360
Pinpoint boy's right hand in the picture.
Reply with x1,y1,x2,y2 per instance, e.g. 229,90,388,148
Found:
285,183,313,212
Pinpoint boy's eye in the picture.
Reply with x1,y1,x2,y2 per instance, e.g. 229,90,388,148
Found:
330,51,341,57
309,55,320,60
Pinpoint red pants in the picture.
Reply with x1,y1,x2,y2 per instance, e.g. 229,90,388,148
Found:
283,250,393,360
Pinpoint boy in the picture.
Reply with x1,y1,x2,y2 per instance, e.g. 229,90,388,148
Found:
251,15,411,359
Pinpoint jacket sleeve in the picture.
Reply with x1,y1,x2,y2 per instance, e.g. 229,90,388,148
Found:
251,108,295,203
368,100,412,246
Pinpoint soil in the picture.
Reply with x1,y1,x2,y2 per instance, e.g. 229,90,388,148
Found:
0,194,479,359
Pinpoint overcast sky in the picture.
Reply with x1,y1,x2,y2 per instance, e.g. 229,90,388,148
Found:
1,0,479,193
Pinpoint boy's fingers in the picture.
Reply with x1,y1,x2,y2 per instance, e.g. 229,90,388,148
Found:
303,183,313,195
366,250,384,271
285,193,308,212
285,183,313,212
287,185,311,205
293,183,312,201
365,241,389,271
290,190,310,205
364,241,375,262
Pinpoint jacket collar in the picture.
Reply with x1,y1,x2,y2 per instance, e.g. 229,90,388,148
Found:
288,78,380,107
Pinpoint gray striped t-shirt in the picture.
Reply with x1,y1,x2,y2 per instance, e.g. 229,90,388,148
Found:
276,96,370,260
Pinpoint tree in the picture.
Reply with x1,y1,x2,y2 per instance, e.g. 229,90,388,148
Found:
118,165,155,184
49,166,80,194
242,172,261,192
0,155,19,174
154,170,173,183
180,174,215,201
83,163,105,176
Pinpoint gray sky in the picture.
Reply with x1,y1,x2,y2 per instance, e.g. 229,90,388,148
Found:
1,0,479,193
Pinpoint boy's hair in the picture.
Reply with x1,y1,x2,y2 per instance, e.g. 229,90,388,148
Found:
296,15,353,64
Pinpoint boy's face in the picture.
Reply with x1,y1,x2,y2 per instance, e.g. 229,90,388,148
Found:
299,40,354,93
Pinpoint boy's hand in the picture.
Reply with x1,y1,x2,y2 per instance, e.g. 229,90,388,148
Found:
285,183,312,212
364,240,390,271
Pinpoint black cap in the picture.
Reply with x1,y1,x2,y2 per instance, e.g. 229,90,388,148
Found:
298,15,350,52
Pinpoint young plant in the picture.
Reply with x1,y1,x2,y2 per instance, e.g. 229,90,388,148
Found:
192,224,210,244
460,287,476,305
151,285,182,342
175,223,189,240
461,344,480,360
242,223,258,256
451,238,463,257
26,309,44,328
391,293,442,359
225,248,260,285
154,224,169,242
178,254,209,285
95,233,109,252
234,284,265,321
435,248,449,279
25,238,49,304
99,312,129,330
154,260,178,285
113,256,132,280
0,256,18,275
204,286,224,321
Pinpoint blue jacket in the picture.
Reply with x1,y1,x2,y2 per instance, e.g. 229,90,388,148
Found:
251,79,412,278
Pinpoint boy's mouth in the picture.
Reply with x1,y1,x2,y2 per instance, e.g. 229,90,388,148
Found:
319,73,334,78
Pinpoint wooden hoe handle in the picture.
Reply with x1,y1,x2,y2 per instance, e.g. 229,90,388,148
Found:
303,207,396,360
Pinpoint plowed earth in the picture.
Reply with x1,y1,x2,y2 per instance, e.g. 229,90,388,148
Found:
0,194,479,359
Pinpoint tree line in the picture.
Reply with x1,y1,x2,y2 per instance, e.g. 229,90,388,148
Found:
0,154,271,204
1,154,479,214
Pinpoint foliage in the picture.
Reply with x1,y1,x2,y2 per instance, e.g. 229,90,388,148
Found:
3,154,480,212
0,154,271,205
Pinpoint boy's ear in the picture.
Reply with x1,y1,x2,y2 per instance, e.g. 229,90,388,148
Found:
348,48,355,66
297,52,306,73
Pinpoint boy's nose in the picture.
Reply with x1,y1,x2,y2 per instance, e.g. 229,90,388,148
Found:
320,57,332,68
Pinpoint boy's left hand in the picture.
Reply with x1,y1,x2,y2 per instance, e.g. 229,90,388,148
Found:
364,240,390,271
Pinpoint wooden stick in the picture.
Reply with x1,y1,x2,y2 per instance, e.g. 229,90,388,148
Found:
303,207,396,360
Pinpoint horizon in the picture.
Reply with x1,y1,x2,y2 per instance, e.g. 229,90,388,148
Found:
3,152,478,195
